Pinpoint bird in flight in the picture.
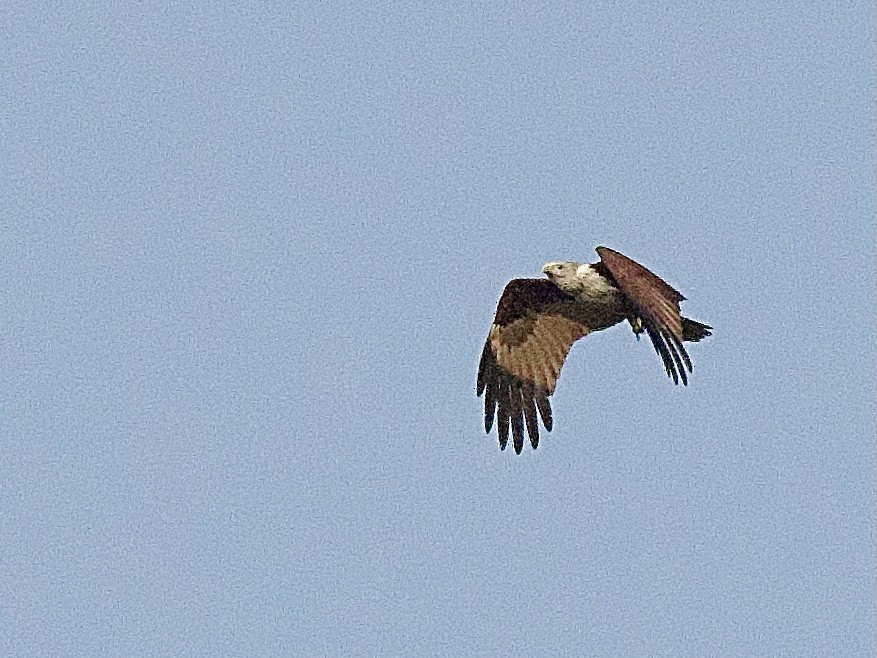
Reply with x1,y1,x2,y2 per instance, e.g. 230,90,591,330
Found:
476,246,712,454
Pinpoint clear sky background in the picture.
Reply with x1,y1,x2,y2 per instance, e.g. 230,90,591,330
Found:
1,3,874,656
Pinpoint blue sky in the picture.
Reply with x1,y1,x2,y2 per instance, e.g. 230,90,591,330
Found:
1,3,874,656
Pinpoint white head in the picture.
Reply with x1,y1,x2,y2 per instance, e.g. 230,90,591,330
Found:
542,261,585,293
543,260,618,296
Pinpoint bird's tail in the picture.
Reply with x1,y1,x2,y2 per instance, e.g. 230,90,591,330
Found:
682,318,712,342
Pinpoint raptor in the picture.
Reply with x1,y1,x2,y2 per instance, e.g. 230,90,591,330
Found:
476,246,712,453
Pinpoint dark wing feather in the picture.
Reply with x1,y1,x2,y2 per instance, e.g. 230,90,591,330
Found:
596,246,695,385
476,279,588,453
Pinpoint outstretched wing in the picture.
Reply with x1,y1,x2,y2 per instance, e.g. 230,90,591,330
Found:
476,279,589,454
595,246,695,385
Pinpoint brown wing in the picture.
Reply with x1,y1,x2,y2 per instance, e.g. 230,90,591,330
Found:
476,279,589,454
596,246,694,385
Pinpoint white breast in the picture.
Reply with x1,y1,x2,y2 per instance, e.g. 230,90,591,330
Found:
575,264,617,296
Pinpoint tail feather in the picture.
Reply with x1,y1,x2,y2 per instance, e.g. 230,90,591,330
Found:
682,318,712,342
